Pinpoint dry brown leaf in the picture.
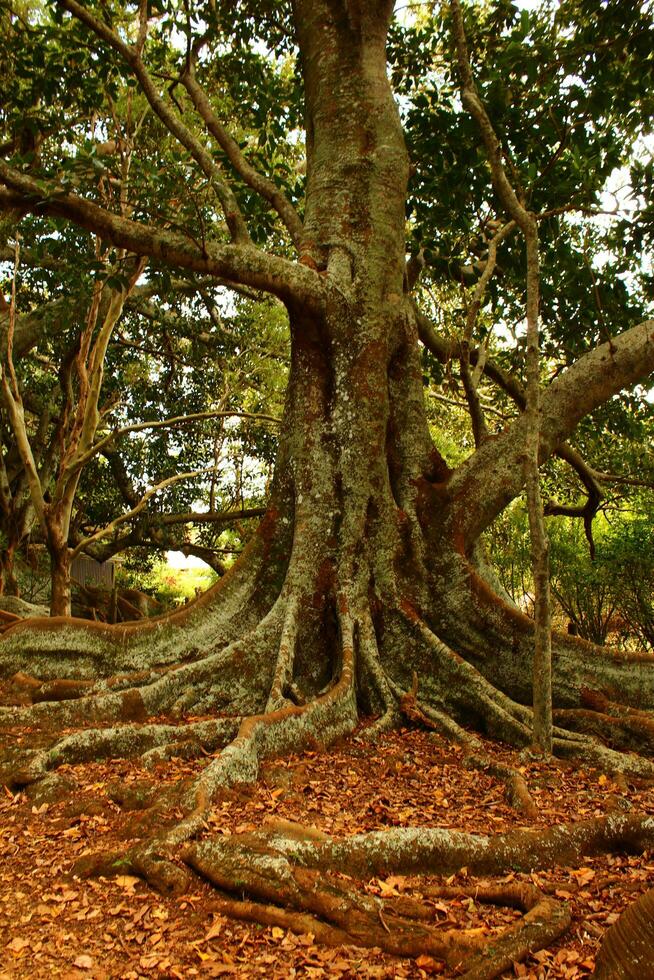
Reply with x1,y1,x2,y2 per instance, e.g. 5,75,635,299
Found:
114,875,140,893
73,954,94,969
6,937,29,955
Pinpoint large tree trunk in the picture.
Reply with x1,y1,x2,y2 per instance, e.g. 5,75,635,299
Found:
1,0,653,743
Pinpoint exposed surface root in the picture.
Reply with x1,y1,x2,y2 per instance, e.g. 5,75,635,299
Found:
0,515,289,681
187,814,638,974
176,809,654,972
554,689,654,756
224,811,654,878
4,568,654,975
399,609,535,744
181,598,358,808
594,885,654,978
185,836,467,962
397,611,654,781
176,810,654,974
0,618,279,732
423,883,571,980
0,717,240,789
466,755,539,820
397,671,481,750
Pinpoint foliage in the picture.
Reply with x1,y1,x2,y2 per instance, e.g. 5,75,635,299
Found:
0,0,652,607
116,557,219,608
489,500,654,650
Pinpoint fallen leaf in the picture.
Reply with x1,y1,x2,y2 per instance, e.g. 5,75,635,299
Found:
415,954,443,972
73,954,94,969
6,937,29,955
205,919,224,941
115,875,140,893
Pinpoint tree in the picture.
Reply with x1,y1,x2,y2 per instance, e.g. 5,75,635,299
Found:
1,143,284,607
1,0,654,970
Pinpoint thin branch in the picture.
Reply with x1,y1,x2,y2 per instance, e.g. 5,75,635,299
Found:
429,391,509,420
179,65,304,250
79,409,281,469
459,220,516,446
57,0,250,244
70,466,220,560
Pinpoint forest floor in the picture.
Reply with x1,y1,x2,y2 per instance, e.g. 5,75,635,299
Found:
1,694,653,980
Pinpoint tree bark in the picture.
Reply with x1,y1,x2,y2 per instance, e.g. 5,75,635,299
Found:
48,539,72,618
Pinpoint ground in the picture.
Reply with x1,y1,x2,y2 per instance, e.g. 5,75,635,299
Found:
1,694,653,980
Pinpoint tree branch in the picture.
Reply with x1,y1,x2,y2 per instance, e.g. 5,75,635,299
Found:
0,174,324,311
69,466,220,560
459,220,516,446
57,0,250,244
179,66,304,250
78,409,280,470
449,319,654,545
416,303,623,521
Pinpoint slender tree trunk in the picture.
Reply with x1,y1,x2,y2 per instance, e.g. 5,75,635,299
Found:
0,540,20,596
49,553,71,617
49,540,72,617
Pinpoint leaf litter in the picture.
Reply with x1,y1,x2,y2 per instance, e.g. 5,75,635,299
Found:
1,715,653,978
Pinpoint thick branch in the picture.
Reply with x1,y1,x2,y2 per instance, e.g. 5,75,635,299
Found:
0,177,324,312
416,306,617,524
449,319,654,545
